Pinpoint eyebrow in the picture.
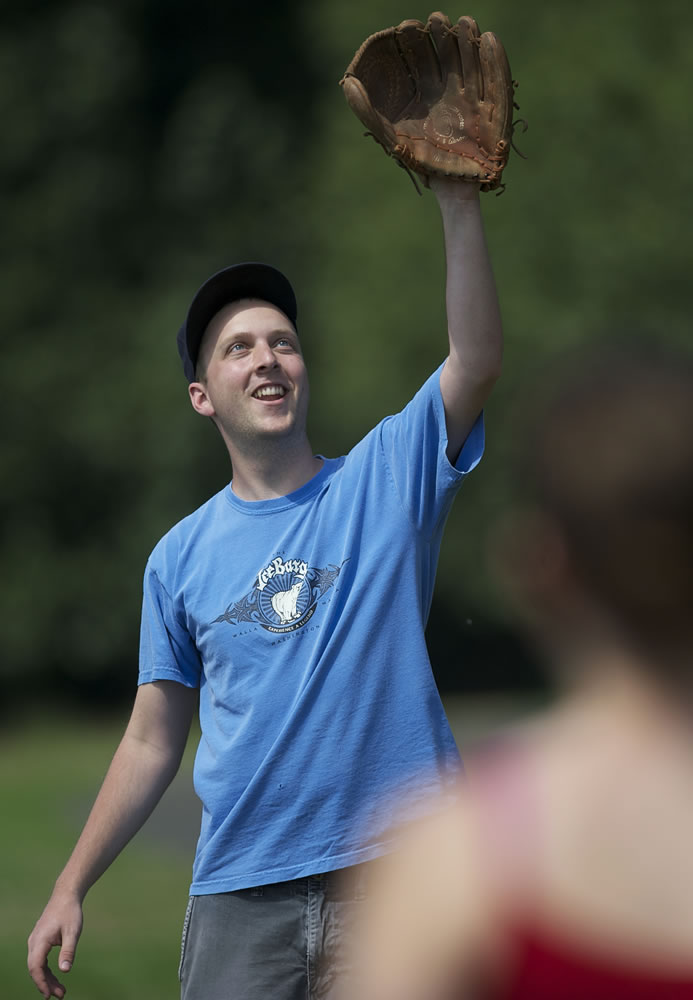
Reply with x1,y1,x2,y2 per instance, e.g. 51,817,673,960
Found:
215,328,300,355
222,327,297,339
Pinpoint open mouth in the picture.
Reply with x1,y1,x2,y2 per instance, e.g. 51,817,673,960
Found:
253,384,287,400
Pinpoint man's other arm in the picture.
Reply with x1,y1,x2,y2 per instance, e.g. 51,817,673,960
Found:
27,680,197,999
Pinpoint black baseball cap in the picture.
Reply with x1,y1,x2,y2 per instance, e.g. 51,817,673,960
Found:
177,262,298,382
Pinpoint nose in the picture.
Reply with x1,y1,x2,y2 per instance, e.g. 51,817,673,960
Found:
253,340,279,369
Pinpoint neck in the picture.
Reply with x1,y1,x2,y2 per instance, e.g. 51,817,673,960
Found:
225,435,323,501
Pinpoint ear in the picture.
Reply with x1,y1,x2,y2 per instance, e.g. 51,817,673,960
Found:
188,381,216,418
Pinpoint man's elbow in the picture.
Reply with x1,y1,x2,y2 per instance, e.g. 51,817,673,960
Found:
449,342,503,386
479,358,502,391
463,360,503,403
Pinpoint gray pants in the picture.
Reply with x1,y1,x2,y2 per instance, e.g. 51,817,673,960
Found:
179,866,370,1000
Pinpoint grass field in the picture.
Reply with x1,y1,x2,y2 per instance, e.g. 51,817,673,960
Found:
4,695,539,998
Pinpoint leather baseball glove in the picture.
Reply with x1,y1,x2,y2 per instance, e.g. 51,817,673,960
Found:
340,12,519,193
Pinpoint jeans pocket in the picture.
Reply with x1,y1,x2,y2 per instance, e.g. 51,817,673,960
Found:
178,896,196,982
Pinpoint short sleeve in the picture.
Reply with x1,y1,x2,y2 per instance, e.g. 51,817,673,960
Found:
138,559,202,688
379,364,485,534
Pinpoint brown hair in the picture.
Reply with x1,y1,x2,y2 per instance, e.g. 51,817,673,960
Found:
518,336,693,660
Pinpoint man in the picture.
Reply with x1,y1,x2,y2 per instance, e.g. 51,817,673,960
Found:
27,177,502,999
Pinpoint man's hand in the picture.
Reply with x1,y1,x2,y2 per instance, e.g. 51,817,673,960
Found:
27,890,83,998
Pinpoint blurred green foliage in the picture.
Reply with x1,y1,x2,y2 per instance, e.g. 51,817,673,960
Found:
2,0,692,704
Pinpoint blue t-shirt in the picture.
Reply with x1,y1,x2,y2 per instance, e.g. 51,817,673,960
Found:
139,364,484,894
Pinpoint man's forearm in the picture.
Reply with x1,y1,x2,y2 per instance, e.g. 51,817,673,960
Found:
430,179,503,460
28,682,196,998
28,739,172,994
436,181,503,382
53,728,184,900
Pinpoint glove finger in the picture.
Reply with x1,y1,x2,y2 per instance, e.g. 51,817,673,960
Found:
455,15,482,104
479,31,513,132
342,27,413,122
341,74,398,150
394,19,442,105
426,12,462,93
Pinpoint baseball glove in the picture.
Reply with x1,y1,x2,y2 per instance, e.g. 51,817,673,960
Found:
340,12,519,193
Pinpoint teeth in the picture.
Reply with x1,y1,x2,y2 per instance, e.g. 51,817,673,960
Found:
254,385,286,399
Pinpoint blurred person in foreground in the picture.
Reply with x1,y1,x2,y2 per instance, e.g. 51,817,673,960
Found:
349,338,693,1000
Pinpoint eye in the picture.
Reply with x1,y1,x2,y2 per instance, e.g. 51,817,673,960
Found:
226,341,248,355
275,336,296,350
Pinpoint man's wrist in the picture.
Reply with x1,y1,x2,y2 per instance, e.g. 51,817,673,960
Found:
53,874,87,903
430,177,481,203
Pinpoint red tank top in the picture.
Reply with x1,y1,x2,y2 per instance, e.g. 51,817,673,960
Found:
490,923,693,999
471,741,693,999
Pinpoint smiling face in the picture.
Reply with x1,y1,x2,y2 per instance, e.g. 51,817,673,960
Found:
188,298,310,454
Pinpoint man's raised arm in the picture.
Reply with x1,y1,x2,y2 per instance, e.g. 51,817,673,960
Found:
432,178,503,463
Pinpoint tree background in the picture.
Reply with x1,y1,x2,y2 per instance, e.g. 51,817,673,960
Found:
3,0,692,711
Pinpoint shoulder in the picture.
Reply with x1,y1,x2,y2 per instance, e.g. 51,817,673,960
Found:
147,485,230,569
